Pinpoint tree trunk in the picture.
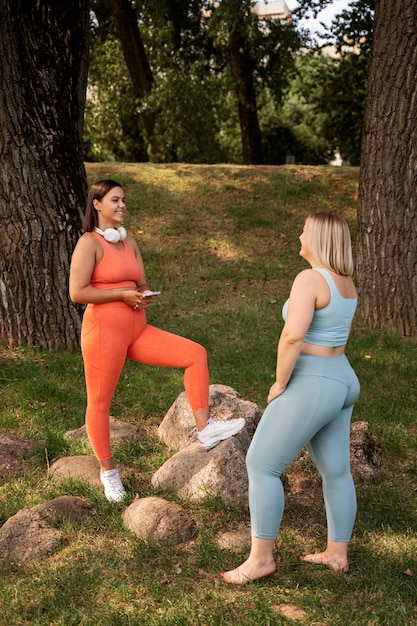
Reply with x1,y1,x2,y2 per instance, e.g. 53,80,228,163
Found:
0,0,89,349
228,26,263,165
225,0,263,165
356,0,417,336
107,0,162,160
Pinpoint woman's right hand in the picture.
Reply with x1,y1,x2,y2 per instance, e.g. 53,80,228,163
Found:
267,381,287,404
123,289,152,310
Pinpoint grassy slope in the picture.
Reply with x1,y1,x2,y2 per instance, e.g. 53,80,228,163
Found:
0,163,416,626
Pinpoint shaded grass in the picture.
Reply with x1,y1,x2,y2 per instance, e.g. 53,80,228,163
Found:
0,164,416,625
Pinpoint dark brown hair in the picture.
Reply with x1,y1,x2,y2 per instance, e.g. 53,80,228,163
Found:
83,179,123,232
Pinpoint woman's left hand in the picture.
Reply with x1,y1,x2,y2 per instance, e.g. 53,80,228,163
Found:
133,290,158,310
267,382,286,404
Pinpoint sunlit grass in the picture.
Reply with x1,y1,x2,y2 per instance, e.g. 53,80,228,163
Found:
0,164,416,625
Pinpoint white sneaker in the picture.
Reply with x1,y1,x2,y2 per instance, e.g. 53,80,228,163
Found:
100,468,126,502
197,417,245,451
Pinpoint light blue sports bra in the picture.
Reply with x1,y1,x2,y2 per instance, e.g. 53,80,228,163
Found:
282,268,357,347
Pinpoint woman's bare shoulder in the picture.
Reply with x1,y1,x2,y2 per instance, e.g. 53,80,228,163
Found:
72,231,101,256
292,268,322,285
126,234,142,255
78,231,100,244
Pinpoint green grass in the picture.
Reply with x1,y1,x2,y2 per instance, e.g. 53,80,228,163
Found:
0,163,416,625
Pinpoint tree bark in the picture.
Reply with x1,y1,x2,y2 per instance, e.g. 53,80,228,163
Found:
356,0,417,336
107,0,162,160
227,1,263,165
228,25,263,165
0,0,89,349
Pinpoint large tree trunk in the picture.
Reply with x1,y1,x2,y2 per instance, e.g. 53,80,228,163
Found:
356,0,417,336
0,0,89,349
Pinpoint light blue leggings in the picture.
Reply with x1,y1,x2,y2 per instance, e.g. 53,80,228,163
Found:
246,354,360,542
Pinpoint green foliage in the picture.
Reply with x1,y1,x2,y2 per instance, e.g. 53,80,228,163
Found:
87,0,303,164
325,0,374,55
308,52,370,165
253,17,302,102
84,36,147,162
294,0,374,54
143,61,229,164
259,86,331,165
278,50,369,165
85,1,373,166
284,0,374,165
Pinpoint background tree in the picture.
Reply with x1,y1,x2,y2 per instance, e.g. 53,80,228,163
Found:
86,0,300,165
85,0,147,162
282,0,373,165
327,0,373,55
356,0,417,336
305,51,369,165
313,0,373,164
88,0,226,163
219,0,263,164
270,53,334,165
0,0,89,349
85,35,147,162
86,1,375,166
106,0,164,160
241,2,303,164
141,0,228,162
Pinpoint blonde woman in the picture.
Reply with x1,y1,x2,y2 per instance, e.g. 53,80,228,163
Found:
222,213,360,583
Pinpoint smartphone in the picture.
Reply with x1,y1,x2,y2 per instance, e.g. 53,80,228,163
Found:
144,291,161,297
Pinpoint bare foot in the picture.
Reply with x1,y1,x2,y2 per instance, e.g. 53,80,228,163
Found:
221,559,276,585
300,552,349,573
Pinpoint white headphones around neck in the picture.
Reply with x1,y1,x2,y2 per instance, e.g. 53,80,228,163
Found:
95,226,127,243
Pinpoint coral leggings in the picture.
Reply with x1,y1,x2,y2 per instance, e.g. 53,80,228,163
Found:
81,301,209,461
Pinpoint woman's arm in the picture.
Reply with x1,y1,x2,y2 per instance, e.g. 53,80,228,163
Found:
69,234,142,307
267,269,319,403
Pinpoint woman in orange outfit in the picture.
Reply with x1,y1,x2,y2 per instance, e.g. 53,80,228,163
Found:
69,180,244,502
